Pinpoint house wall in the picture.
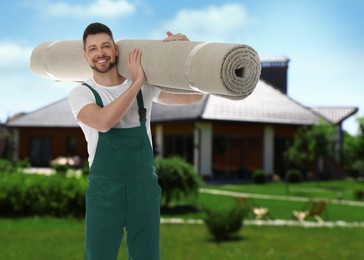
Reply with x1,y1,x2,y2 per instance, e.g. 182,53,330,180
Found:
13,127,87,167
11,122,300,177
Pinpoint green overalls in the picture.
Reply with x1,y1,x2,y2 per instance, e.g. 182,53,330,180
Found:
83,83,161,260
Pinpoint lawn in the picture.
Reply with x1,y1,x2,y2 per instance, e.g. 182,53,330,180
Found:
162,180,364,222
0,218,363,260
1,180,363,259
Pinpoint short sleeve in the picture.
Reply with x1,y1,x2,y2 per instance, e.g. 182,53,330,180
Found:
68,85,95,119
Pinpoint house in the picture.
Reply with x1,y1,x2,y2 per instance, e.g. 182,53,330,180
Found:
6,56,358,180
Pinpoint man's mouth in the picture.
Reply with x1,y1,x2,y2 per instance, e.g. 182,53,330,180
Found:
95,58,109,64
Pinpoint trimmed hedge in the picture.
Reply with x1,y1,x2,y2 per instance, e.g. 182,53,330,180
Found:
203,206,245,242
155,156,202,208
286,169,302,183
0,173,87,217
252,169,267,184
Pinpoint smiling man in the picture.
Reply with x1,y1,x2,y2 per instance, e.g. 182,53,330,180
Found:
68,22,203,260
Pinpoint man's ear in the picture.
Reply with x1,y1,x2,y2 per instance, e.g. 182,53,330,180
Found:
115,44,119,56
82,50,87,61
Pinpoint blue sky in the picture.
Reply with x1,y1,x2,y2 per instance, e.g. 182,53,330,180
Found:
1,0,363,134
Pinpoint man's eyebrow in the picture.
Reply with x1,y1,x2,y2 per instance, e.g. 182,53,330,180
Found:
87,44,97,49
87,42,112,50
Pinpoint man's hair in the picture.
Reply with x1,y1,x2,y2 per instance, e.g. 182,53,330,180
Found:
83,22,114,50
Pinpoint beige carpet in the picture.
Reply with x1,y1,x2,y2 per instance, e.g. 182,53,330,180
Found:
31,40,261,100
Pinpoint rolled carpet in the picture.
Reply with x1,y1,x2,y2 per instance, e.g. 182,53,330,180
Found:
30,40,261,100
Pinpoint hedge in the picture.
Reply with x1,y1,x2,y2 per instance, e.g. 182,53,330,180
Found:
0,173,87,217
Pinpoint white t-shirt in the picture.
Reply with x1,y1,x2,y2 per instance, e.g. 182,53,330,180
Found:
68,78,161,166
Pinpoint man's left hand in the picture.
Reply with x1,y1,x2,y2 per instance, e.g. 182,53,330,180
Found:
163,31,189,42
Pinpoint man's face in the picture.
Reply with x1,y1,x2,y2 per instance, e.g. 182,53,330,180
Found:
83,33,118,74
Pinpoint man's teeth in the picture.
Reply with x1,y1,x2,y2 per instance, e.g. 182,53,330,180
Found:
96,59,107,63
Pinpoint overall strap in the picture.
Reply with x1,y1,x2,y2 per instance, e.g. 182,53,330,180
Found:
136,90,147,124
83,82,146,124
82,83,104,108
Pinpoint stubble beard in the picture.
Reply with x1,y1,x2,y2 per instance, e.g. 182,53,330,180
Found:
90,56,118,74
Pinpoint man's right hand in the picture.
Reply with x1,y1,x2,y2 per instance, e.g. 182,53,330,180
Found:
127,48,146,85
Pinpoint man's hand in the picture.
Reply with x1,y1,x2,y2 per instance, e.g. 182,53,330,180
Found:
163,31,189,42
127,48,146,84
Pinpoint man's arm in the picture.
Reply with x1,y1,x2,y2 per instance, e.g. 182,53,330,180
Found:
157,32,204,105
157,91,204,106
77,49,145,132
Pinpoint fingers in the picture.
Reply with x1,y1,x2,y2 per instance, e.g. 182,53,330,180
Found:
127,48,141,66
163,32,189,42
127,48,145,83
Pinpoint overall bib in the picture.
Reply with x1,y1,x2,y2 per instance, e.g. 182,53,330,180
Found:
83,83,161,260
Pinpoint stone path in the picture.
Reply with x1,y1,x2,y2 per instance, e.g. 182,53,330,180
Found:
200,188,364,207
160,217,364,228
160,187,364,228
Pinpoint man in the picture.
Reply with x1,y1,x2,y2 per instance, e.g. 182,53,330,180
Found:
68,22,203,260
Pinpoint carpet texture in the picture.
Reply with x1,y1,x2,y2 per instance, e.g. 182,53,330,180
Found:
31,40,261,100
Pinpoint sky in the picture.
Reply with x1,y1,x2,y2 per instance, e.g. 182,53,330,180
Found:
1,0,363,134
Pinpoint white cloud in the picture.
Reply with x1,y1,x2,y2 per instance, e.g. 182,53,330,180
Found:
45,0,135,18
0,42,32,73
159,3,252,42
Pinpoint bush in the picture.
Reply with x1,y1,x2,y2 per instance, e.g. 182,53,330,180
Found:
0,173,87,217
52,164,70,175
0,159,14,173
82,162,90,176
286,169,302,183
0,159,30,174
155,156,202,208
353,186,364,200
203,206,244,242
252,169,267,184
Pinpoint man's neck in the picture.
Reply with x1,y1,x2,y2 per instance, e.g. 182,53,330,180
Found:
93,68,126,87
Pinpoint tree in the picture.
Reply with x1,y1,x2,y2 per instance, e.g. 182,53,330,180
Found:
284,120,336,179
343,116,364,178
155,156,202,208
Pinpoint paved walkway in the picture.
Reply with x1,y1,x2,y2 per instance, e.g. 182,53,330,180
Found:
200,188,364,207
160,187,364,228
160,217,364,228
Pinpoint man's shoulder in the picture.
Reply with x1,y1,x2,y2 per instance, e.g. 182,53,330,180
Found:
68,80,93,100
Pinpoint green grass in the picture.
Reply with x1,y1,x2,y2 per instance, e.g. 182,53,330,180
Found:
161,180,364,222
204,179,361,200
1,180,363,259
0,218,363,260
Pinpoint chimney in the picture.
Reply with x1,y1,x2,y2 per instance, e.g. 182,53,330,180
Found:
260,56,290,94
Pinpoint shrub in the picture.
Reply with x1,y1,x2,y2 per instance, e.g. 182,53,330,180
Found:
353,186,364,200
52,164,69,175
203,206,244,242
0,159,14,173
82,162,90,176
287,169,302,183
252,169,267,184
0,173,87,217
0,159,31,175
155,156,202,208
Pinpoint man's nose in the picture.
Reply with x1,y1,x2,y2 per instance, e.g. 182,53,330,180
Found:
96,48,106,56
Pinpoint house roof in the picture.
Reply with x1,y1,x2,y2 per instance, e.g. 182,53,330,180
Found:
7,80,357,128
201,80,322,125
310,107,359,124
7,98,78,127
260,55,290,67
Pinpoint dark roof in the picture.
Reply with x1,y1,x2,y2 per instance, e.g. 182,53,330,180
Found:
7,80,357,128
310,107,358,124
260,55,289,67
7,98,78,127
151,95,208,122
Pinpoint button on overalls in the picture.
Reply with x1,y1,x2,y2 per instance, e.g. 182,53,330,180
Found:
83,83,161,260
